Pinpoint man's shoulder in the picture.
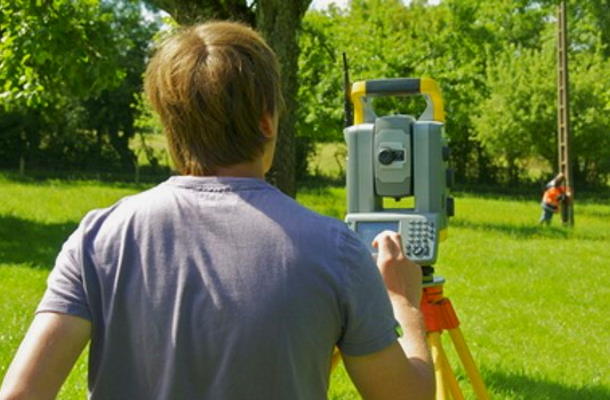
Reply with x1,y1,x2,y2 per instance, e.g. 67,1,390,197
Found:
77,179,357,254
77,183,172,233
263,188,350,234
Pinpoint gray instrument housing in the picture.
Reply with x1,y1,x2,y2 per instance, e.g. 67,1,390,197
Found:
344,113,451,265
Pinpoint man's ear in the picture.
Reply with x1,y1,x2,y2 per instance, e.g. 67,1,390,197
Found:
259,113,277,139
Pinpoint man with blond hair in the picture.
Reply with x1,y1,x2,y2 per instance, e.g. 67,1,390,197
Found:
1,22,433,400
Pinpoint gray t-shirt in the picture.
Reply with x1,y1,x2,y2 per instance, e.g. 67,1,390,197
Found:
37,176,398,399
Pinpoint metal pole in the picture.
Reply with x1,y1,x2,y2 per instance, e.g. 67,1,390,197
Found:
557,0,574,226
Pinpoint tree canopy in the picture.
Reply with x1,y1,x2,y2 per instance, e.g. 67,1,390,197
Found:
0,0,125,110
297,0,610,186
0,0,608,188
0,0,159,173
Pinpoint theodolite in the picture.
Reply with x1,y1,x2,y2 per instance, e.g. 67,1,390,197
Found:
343,75,454,268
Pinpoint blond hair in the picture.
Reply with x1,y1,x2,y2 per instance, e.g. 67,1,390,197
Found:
145,21,283,175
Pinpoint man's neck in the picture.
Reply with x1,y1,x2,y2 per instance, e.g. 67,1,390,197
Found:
203,158,266,179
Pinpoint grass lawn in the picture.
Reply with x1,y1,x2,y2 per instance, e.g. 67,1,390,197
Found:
1,173,609,399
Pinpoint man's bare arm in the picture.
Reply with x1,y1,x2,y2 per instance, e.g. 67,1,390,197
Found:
0,313,91,400
341,231,434,400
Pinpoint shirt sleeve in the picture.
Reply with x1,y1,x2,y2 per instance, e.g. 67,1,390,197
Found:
36,221,92,321
336,228,400,356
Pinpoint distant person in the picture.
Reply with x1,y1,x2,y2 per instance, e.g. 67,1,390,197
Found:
0,22,434,399
539,172,570,225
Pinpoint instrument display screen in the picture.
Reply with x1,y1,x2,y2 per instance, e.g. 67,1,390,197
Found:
355,221,399,253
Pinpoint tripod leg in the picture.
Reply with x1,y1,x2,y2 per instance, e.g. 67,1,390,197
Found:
428,332,464,400
448,328,490,400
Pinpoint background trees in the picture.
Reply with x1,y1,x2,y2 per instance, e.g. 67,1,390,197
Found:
296,0,610,187
0,0,158,173
0,0,608,188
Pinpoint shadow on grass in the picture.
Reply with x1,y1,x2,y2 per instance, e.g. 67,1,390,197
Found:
452,219,608,241
454,183,610,202
485,370,610,400
0,168,170,188
0,215,76,269
578,208,610,219
297,174,344,191
449,219,607,242
450,219,570,239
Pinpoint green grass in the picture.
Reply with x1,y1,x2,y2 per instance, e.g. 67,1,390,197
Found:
1,173,609,399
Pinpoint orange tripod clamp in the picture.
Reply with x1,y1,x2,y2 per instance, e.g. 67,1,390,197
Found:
420,284,460,332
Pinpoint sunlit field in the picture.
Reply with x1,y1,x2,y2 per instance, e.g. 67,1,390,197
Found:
1,173,608,399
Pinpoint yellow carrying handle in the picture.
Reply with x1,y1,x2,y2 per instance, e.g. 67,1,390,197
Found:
351,77,446,124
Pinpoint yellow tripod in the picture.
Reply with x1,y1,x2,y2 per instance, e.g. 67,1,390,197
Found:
421,277,490,400
330,275,490,399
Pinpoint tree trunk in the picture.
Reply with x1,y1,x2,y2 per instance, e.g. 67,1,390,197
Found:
148,0,255,25
145,0,310,197
257,1,309,197
108,127,137,171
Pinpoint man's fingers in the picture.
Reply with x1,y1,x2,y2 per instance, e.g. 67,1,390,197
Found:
372,231,404,258
371,230,395,249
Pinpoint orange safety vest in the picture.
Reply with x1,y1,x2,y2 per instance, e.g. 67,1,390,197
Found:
543,186,566,209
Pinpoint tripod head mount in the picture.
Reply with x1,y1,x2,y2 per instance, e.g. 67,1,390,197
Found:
422,265,446,287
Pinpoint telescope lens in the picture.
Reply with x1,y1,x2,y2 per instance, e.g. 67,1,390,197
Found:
378,148,396,165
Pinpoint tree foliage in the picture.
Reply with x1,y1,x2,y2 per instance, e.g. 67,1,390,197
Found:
474,42,557,183
0,0,125,110
1,0,608,188
296,0,610,186
0,0,159,172
473,1,610,185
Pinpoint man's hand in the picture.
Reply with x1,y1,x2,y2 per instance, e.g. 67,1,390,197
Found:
340,230,434,400
372,230,423,307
